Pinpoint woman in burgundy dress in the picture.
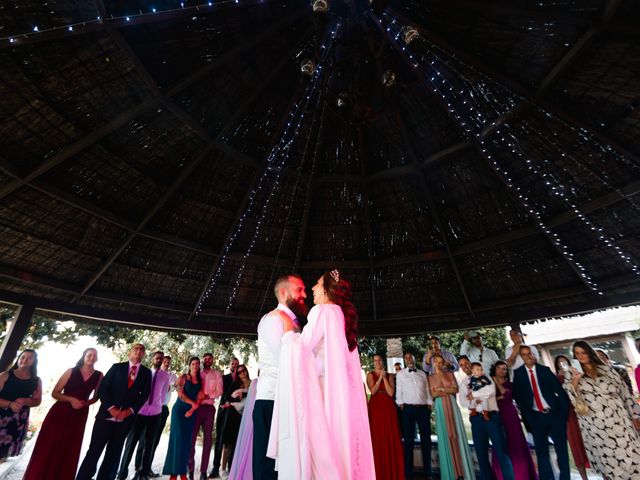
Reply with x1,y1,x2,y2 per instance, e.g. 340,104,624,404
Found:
554,354,590,480
366,354,404,480
23,348,102,480
491,360,538,480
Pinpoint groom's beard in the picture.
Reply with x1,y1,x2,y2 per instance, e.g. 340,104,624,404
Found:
286,297,308,318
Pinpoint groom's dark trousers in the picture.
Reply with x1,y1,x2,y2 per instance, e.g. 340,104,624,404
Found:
253,399,277,480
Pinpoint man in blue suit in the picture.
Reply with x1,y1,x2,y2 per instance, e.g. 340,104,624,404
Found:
512,345,570,480
76,344,152,480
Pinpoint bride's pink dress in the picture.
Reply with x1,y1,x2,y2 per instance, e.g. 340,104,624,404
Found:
268,304,376,479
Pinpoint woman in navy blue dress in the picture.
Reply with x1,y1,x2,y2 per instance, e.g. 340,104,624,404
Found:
163,357,203,480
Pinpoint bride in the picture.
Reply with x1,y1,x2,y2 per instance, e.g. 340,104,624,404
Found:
267,269,375,479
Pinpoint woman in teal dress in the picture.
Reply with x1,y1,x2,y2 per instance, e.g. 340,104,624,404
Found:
163,357,203,480
429,354,475,480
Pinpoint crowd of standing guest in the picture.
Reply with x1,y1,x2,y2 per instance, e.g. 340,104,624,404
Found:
0,321,639,480
365,330,640,480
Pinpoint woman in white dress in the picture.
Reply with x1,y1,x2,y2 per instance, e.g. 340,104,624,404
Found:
267,269,375,480
562,340,640,480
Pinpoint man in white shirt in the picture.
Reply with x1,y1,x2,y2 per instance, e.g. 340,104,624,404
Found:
189,353,223,480
395,352,433,480
252,274,307,480
505,328,540,376
460,330,499,374
459,363,515,480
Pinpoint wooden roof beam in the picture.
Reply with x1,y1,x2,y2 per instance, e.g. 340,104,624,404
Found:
536,0,623,99
76,10,308,298
386,7,640,165
392,107,476,317
188,74,311,321
0,0,297,51
75,144,216,298
0,11,305,202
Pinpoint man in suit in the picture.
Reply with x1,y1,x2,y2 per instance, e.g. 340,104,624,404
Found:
76,344,152,480
512,345,570,480
117,351,170,480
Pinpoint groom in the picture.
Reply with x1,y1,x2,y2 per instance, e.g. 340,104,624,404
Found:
252,274,307,480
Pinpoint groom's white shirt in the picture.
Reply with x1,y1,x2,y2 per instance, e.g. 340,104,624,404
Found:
256,302,296,401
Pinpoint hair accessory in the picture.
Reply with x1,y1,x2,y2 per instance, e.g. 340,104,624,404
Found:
329,269,340,283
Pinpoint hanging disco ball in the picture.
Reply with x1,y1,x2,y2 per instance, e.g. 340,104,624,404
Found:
300,59,315,75
402,26,420,45
382,69,396,88
312,0,329,13
337,92,348,108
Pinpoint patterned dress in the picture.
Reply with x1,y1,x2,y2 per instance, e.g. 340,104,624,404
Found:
0,370,39,460
562,365,640,479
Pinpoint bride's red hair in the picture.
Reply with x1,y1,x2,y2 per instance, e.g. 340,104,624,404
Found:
323,271,358,352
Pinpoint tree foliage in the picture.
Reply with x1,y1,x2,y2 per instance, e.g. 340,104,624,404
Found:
358,327,509,372
2,304,506,374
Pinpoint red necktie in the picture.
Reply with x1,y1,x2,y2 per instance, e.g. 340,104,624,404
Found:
529,368,545,411
128,365,137,389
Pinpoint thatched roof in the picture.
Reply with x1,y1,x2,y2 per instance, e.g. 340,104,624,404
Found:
0,0,639,335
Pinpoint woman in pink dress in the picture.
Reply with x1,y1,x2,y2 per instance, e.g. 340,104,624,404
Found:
491,360,538,480
554,355,590,480
268,269,375,479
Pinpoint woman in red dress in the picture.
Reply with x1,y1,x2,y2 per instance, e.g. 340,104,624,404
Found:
554,355,590,480
23,348,103,480
367,354,404,480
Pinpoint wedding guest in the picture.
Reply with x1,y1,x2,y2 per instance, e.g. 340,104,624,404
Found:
0,349,42,462
512,345,570,480
505,328,540,376
468,362,491,420
76,343,152,480
460,330,499,374
595,348,633,394
143,354,176,478
117,351,170,480
455,355,471,407
212,357,239,478
23,348,102,480
396,352,433,480
218,365,252,475
563,340,640,479
188,353,223,480
490,360,538,480
228,377,258,480
422,336,459,375
459,363,514,480
367,354,404,480
429,354,475,480
394,362,402,373
163,357,204,480
635,338,640,394
554,355,589,480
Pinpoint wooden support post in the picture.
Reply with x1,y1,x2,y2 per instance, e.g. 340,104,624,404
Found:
0,304,35,371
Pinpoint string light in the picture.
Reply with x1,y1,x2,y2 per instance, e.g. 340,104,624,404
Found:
194,22,342,315
377,11,640,292
1,1,243,44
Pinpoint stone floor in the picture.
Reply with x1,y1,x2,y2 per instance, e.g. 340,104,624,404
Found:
0,418,604,480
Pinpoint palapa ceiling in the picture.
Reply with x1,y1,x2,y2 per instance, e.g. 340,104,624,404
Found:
0,0,639,335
